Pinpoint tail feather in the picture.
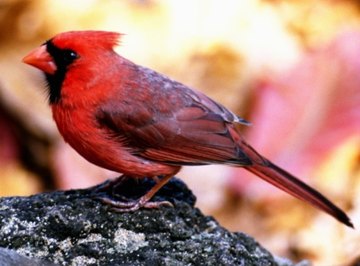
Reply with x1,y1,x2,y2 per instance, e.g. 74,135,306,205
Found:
244,160,353,228
228,124,353,227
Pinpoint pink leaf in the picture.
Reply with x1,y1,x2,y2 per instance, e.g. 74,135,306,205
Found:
230,30,360,197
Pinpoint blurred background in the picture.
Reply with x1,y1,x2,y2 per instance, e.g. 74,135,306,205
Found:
0,0,359,264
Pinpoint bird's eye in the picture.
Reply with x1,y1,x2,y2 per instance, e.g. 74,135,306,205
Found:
62,50,78,63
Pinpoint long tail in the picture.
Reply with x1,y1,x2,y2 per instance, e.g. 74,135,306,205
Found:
240,143,354,228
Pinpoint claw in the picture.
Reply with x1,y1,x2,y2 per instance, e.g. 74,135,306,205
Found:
98,196,173,212
93,174,175,212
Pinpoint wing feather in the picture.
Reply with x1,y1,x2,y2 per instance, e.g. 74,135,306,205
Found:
96,64,251,166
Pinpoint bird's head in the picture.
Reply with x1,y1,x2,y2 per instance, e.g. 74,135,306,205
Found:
23,30,122,104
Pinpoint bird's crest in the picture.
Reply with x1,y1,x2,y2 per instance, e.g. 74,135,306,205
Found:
51,30,122,51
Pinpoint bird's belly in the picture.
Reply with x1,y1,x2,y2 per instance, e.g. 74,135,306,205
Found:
52,107,178,177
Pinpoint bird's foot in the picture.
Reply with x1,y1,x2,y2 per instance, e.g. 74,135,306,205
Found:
92,174,174,212
98,196,173,212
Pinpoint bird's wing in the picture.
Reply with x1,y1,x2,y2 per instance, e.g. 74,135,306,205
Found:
96,67,251,166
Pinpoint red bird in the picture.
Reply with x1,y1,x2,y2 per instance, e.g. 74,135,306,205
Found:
23,30,353,227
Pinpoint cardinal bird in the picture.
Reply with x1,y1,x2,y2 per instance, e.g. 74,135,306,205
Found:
23,30,353,227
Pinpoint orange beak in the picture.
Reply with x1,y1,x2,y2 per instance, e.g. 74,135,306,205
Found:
22,45,57,75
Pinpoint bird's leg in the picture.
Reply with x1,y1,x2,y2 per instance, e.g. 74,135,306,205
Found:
91,175,127,194
97,174,174,212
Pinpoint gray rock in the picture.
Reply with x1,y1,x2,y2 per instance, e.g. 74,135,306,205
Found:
0,177,308,266
0,247,56,266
